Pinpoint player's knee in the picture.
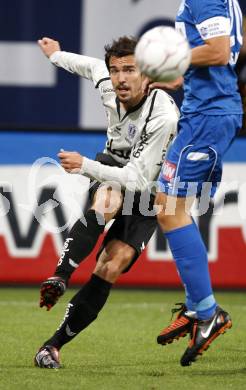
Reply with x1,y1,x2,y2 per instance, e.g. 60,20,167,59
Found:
95,261,121,282
106,260,129,280
105,262,121,280
157,207,192,231
99,248,134,281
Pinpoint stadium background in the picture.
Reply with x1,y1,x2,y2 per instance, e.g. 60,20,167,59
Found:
0,0,245,288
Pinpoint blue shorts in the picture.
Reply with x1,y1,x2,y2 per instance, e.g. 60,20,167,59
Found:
158,113,242,197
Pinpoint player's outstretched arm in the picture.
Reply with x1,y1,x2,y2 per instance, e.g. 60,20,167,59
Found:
38,37,61,58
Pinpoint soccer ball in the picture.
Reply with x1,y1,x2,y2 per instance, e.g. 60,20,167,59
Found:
135,26,191,82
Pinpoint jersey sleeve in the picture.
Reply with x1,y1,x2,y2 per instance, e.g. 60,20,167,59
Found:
191,0,230,40
49,51,108,86
80,109,178,191
190,0,228,23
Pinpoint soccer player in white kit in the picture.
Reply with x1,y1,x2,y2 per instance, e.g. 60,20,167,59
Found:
34,36,179,368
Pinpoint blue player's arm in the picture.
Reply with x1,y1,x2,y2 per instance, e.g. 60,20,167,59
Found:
142,76,184,95
191,36,231,66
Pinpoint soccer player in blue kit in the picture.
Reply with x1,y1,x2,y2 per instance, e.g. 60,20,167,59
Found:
154,0,243,366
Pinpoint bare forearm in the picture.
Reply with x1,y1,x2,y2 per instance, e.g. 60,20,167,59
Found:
191,37,230,66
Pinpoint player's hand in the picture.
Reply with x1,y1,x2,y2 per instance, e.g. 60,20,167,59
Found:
38,37,61,58
142,76,184,94
58,150,84,173
40,276,66,311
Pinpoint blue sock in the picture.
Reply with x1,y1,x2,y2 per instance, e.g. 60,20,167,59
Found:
184,286,196,312
165,222,216,320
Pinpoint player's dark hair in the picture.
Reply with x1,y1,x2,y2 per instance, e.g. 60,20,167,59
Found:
104,36,138,70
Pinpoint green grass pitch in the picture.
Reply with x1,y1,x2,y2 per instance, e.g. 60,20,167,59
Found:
0,288,245,390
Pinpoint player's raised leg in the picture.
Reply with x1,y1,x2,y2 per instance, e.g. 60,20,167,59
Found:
39,185,123,311
35,239,136,368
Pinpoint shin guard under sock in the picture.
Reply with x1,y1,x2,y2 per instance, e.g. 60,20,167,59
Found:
44,274,112,349
54,210,105,282
165,222,216,320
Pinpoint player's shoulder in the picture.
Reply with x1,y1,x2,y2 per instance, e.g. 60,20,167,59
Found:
96,76,113,93
147,89,179,115
188,0,228,21
188,0,226,7
92,61,113,92
90,59,110,84
151,87,173,100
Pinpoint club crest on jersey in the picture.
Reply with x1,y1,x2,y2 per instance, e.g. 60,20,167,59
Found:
162,160,176,181
125,123,137,144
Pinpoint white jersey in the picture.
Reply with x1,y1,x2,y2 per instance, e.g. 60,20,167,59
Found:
50,51,179,191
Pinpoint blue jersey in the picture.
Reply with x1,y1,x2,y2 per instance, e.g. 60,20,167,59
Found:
176,0,243,115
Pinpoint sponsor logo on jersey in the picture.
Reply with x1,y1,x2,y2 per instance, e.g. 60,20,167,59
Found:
133,132,152,158
106,139,131,160
162,160,176,181
102,87,114,94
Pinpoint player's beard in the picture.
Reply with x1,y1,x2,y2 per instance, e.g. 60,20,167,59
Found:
116,85,144,108
116,90,133,106
116,86,130,99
